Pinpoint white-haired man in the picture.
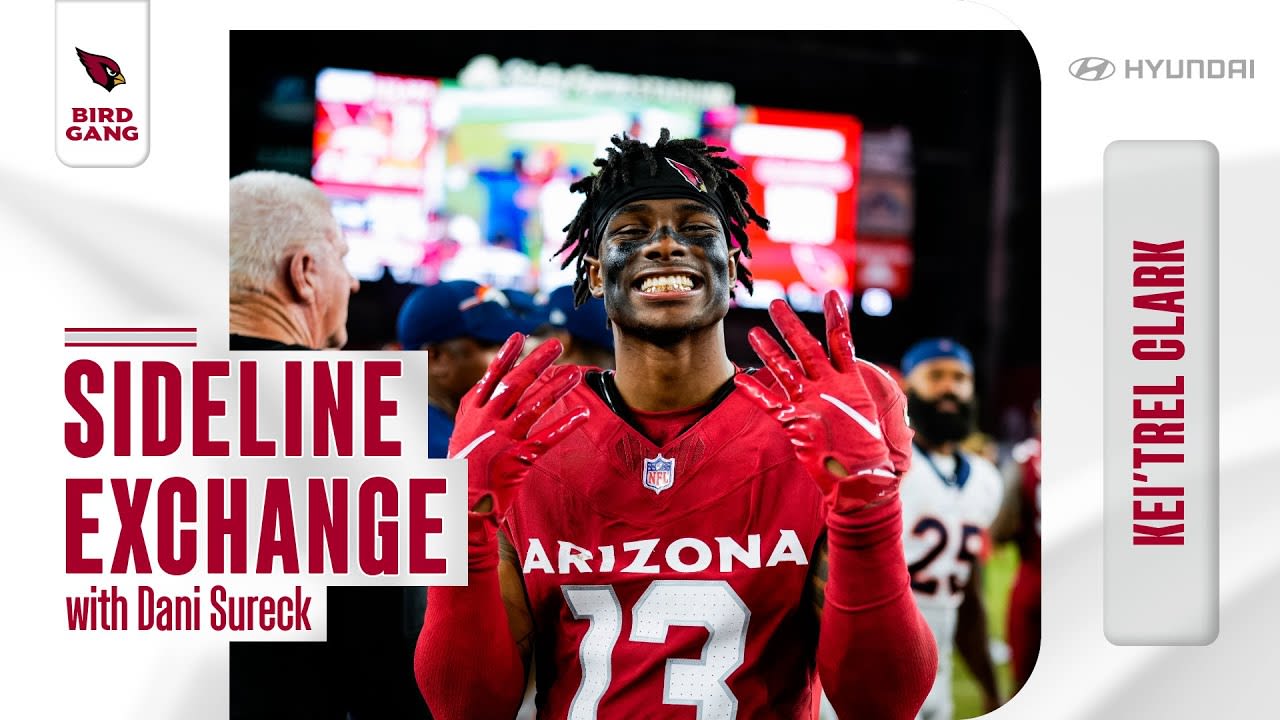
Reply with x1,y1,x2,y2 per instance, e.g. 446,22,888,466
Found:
229,170,360,350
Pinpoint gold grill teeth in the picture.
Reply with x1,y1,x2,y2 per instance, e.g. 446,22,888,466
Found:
641,275,694,293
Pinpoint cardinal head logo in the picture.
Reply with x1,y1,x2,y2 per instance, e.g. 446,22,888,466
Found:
76,48,126,92
665,158,707,193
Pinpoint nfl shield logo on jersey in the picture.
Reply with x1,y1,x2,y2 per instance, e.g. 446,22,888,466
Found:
642,454,676,494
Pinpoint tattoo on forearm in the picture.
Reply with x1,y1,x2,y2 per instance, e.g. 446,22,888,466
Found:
515,630,535,654
499,530,518,565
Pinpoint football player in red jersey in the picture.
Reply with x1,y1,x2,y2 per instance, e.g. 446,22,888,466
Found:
415,130,937,719
994,401,1042,692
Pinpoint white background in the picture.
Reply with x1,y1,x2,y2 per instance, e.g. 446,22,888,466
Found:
3,0,1278,717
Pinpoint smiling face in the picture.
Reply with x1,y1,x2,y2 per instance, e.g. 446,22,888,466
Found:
586,197,736,345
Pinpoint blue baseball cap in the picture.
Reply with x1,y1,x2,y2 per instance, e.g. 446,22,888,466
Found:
501,288,552,329
546,285,613,350
901,338,973,377
397,280,540,350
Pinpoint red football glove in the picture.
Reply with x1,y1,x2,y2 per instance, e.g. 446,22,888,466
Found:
448,333,590,514
736,291,913,513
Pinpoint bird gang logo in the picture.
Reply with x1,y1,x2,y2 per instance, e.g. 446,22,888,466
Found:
642,455,676,495
66,48,138,142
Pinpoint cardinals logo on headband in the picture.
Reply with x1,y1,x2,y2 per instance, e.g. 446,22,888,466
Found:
76,48,126,92
665,158,707,193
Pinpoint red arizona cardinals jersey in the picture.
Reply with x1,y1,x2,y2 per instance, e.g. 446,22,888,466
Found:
1006,436,1042,690
503,372,827,719
1012,437,1042,572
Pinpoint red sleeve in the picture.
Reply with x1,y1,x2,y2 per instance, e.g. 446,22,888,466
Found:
817,496,938,720
414,511,526,720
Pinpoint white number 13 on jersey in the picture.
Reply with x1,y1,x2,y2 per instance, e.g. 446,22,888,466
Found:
562,580,751,720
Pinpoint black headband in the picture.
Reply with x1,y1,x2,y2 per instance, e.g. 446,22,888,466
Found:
589,156,732,251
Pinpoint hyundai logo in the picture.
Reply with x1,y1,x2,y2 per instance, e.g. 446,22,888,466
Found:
1070,57,1116,81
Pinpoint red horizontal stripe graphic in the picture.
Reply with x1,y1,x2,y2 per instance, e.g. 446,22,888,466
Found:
64,327,197,332
64,342,198,347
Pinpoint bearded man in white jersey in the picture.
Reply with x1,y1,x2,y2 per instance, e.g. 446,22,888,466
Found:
897,339,1004,719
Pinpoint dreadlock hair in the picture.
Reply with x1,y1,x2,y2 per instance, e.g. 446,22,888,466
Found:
556,128,769,307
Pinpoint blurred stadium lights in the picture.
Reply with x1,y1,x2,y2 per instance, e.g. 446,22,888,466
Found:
860,287,893,317
730,123,847,162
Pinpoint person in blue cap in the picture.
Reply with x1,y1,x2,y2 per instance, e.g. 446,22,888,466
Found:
897,338,1004,720
397,280,541,458
538,284,615,370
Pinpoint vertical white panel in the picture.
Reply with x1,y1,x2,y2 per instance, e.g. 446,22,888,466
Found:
1103,140,1218,645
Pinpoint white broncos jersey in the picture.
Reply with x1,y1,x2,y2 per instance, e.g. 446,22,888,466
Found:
899,443,1003,658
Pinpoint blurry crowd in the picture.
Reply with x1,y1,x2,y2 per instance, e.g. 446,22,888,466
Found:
394,279,614,458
